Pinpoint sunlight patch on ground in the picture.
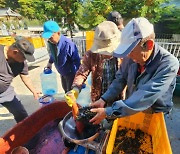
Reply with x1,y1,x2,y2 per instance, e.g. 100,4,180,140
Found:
0,107,9,114
0,116,14,120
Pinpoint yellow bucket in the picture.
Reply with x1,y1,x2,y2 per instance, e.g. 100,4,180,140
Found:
106,112,172,154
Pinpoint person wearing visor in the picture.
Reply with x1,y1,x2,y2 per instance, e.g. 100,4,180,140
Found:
65,21,125,109
0,37,41,123
42,21,80,93
89,17,179,125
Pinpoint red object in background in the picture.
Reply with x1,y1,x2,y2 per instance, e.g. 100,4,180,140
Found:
72,103,85,134
178,67,180,75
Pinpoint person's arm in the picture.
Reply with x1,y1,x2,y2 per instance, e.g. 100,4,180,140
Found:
64,51,92,106
46,61,53,69
46,43,54,69
48,56,54,65
47,48,54,69
105,56,179,119
91,56,179,124
117,58,127,100
47,41,54,66
20,74,41,100
71,50,92,90
101,57,129,104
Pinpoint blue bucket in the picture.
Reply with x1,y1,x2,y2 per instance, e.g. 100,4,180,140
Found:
39,95,55,105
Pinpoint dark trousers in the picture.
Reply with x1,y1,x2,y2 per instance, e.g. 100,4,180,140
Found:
61,73,76,93
1,96,28,123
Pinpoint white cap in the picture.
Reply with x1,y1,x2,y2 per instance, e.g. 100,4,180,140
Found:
113,17,154,58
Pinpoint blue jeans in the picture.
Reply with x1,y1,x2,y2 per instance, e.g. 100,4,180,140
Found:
1,96,28,123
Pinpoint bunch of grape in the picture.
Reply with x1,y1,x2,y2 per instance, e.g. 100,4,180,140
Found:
76,106,96,122
76,106,100,138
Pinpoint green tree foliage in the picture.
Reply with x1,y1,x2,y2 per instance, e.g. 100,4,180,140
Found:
170,8,180,33
18,0,83,36
161,7,180,33
110,0,173,23
0,0,19,10
0,0,178,32
32,0,57,21
18,0,36,19
0,0,6,8
5,0,20,10
18,0,60,21
77,0,112,29
56,1,81,27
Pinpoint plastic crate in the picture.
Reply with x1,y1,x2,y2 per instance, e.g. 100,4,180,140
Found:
0,36,15,46
86,31,94,51
26,37,45,49
106,112,172,154
41,37,46,47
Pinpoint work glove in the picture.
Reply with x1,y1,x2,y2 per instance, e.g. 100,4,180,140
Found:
64,87,79,107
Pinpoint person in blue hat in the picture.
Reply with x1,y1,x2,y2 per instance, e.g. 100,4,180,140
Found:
89,17,179,124
42,21,80,93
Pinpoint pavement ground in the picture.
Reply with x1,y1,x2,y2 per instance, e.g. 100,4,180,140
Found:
0,59,91,136
0,59,65,136
0,59,180,153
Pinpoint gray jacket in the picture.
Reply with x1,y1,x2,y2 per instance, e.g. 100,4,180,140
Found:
102,43,179,119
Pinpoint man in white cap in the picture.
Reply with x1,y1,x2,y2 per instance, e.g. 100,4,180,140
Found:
89,17,179,124
65,21,125,108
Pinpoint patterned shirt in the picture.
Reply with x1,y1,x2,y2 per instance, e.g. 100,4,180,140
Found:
101,57,118,95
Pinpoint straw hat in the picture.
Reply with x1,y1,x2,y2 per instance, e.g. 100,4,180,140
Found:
91,21,121,55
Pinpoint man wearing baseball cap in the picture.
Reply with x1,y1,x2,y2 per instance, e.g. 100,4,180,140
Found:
42,20,80,93
0,37,41,123
89,17,179,124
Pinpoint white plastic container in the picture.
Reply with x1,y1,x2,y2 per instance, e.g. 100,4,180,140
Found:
40,68,58,95
76,73,92,106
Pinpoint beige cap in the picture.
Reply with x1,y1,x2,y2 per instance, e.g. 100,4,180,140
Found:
91,21,121,55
